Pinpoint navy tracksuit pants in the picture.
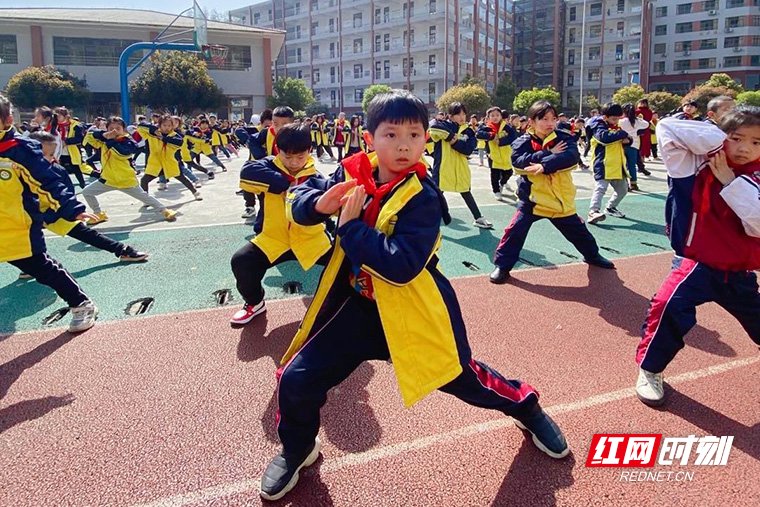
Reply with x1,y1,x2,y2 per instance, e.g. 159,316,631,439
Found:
637,256,760,373
10,252,89,307
494,207,600,271
275,292,539,455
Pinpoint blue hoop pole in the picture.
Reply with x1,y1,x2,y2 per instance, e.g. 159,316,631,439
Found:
119,42,198,121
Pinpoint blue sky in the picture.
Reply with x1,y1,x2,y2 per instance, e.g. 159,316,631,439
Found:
0,0,254,16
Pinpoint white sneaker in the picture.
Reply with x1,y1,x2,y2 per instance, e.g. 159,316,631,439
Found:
241,206,257,219
158,182,167,190
69,301,98,333
493,192,505,201
636,368,665,406
194,181,202,189
587,210,606,224
500,184,512,197
473,217,494,229
194,192,203,201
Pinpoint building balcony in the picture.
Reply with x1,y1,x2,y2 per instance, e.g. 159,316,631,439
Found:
341,50,373,62
310,29,341,42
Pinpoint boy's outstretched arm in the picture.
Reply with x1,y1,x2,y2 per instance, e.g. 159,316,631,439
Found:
338,188,442,286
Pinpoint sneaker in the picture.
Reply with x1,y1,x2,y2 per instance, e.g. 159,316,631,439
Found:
628,182,639,192
119,249,149,262
260,438,322,501
493,192,505,201
500,184,513,198
473,217,494,229
208,172,216,180
584,255,616,269
513,405,570,459
68,301,98,333
241,206,257,219
640,167,651,176
489,266,510,284
162,209,178,222
193,192,203,201
157,182,167,191
230,301,266,325
194,181,202,189
605,206,626,218
18,272,33,280
636,368,665,406
221,165,227,172
86,211,108,226
587,210,606,225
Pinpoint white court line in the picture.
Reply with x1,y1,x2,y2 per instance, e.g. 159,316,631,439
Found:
132,354,760,507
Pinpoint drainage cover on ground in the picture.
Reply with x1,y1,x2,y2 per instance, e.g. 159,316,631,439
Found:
213,289,233,306
125,297,155,316
462,261,480,271
282,281,302,295
42,308,69,326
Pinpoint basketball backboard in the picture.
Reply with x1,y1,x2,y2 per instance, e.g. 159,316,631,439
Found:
193,1,207,50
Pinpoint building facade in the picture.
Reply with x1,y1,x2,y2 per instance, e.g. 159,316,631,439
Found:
512,0,565,94
0,9,284,120
562,0,645,109
229,0,513,113
646,0,760,94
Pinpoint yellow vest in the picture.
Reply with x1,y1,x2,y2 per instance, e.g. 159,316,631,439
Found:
487,121,513,170
138,126,181,178
429,123,472,193
282,169,462,407
84,132,139,189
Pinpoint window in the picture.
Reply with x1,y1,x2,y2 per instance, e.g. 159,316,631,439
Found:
677,3,692,14
311,0,318,11
429,26,437,44
353,38,363,53
330,90,337,108
676,41,692,52
723,56,741,67
568,49,575,65
676,22,692,34
588,69,600,81
403,1,415,18
654,43,666,54
567,70,574,86
53,36,141,66
752,35,760,46
617,0,625,13
700,39,717,50
655,25,667,36
569,6,576,21
655,6,667,17
374,8,381,24
329,42,336,58
698,58,715,69
253,12,260,24
428,54,436,73
654,61,665,72
384,60,390,78
375,35,381,52
384,33,390,51
312,45,320,59
384,7,390,22
588,46,601,61
311,21,318,36
355,89,364,102
428,81,436,98
674,60,690,71
329,18,335,32
330,66,336,83
354,64,363,78
590,3,602,16
313,68,320,83
353,13,362,28
700,19,716,31
726,17,741,28
589,25,602,38
616,44,624,59
569,28,576,44
403,58,409,76
727,0,745,7
0,34,18,65
375,60,381,79
614,66,623,84
724,36,740,48
430,0,437,14
704,0,716,9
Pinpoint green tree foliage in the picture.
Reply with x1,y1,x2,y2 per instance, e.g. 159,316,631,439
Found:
611,84,645,106
644,91,683,115
490,75,517,112
512,87,561,114
437,84,491,116
584,94,602,112
736,91,760,107
130,51,225,115
5,65,90,110
362,84,393,114
459,74,485,87
703,73,744,94
683,85,737,114
266,76,316,111
305,102,330,117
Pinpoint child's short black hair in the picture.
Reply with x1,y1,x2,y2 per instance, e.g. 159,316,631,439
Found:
260,109,273,122
707,95,735,113
719,105,760,134
29,130,56,143
199,119,210,126
0,93,12,121
107,116,127,129
365,89,428,134
526,100,558,120
275,123,312,153
601,102,624,117
273,106,295,119
447,102,467,116
486,106,502,116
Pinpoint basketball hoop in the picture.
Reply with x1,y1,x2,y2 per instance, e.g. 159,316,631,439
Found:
203,44,229,67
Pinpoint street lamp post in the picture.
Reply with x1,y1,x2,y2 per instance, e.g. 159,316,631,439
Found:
578,0,587,117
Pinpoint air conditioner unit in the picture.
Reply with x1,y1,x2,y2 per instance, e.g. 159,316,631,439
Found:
683,50,691,56
708,10,717,16
725,27,734,33
733,46,742,52
680,70,687,74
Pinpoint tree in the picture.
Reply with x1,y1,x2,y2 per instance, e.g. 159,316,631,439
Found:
611,84,645,106
130,51,225,115
459,74,485,87
703,73,744,94
584,94,602,112
436,84,491,116
512,86,561,114
490,75,517,112
305,102,330,117
683,85,737,113
736,91,760,107
5,65,90,110
266,77,315,112
644,91,682,115
362,84,393,113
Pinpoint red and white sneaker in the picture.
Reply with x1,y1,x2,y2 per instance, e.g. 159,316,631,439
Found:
230,301,266,325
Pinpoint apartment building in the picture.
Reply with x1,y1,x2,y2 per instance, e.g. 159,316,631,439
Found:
562,0,645,108
646,0,760,94
511,0,565,93
229,0,514,113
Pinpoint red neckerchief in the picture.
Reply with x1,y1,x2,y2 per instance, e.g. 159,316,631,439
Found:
342,152,427,227
57,121,69,139
488,121,501,139
0,137,19,153
529,129,557,152
268,126,279,156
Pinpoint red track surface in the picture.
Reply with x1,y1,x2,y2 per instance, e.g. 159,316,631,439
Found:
2,252,758,506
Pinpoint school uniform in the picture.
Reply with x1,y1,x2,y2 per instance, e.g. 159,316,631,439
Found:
276,152,540,455
492,125,602,272
330,119,351,161
231,155,331,309
346,125,366,156
56,119,87,187
476,120,518,193
311,122,333,159
588,116,631,212
636,118,760,373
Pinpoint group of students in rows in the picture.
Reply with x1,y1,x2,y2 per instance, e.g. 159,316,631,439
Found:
2,86,758,501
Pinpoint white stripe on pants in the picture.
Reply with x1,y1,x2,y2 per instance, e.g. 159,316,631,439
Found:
590,178,628,212
81,180,167,214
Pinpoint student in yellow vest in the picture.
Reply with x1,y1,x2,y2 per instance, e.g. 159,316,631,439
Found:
138,115,202,200
311,114,334,161
649,112,659,159
476,107,519,201
229,124,332,325
259,90,569,501
188,119,227,172
174,116,215,181
208,115,232,160
471,114,486,166
53,106,88,188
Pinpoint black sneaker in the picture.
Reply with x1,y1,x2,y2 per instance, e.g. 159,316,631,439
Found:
489,266,511,284
584,255,615,269
640,167,651,176
260,438,321,501
119,249,149,262
514,406,570,459
208,172,216,180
